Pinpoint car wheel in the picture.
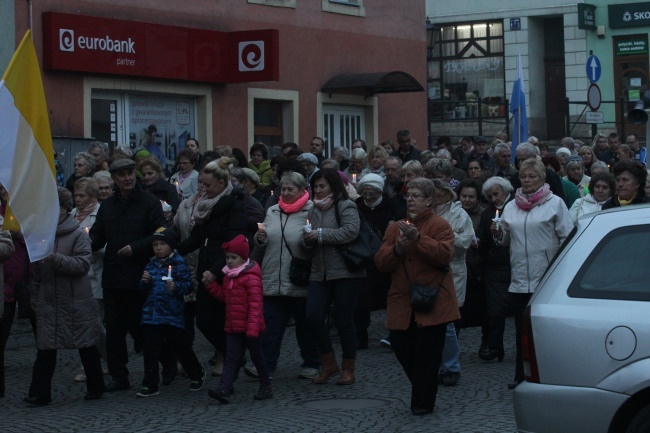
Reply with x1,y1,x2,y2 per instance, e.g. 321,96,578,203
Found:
627,405,650,433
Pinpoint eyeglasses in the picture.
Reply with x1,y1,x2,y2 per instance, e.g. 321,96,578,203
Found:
405,193,426,199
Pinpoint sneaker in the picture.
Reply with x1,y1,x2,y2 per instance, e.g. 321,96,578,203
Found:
105,379,131,392
74,371,86,383
135,387,159,398
208,386,232,404
298,367,319,379
253,383,273,400
244,366,259,378
380,338,392,348
189,370,205,392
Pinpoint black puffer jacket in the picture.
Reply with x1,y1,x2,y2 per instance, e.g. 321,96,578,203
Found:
90,186,166,291
176,188,251,285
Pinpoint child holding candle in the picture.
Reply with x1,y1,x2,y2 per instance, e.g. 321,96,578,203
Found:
206,234,271,403
138,227,205,397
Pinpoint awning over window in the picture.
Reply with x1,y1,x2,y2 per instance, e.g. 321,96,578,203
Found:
321,71,424,97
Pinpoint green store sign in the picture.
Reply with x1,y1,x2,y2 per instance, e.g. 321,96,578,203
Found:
615,36,648,55
609,2,650,28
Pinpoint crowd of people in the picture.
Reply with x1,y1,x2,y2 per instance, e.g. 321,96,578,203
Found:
0,129,648,416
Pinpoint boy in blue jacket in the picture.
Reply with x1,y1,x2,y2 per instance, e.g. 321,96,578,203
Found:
138,227,204,397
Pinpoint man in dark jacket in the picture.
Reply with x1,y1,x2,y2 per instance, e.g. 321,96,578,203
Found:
391,130,421,163
90,158,167,391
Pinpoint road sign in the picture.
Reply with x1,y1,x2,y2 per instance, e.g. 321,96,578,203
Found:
587,83,602,110
586,111,604,124
586,55,602,83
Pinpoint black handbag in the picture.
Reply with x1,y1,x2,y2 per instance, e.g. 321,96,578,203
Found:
280,214,311,287
334,202,382,272
403,262,448,313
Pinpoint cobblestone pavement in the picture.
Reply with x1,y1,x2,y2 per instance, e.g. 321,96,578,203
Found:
2,313,518,433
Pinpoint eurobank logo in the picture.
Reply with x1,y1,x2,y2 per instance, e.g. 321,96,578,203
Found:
58,28,136,54
238,41,264,72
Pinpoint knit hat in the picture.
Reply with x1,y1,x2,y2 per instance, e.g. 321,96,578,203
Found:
356,173,384,192
152,226,178,249
221,234,249,260
555,147,571,157
565,155,584,167
298,153,319,165
239,167,261,186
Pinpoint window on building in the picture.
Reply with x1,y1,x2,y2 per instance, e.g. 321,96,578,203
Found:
428,20,504,120
322,0,365,17
323,105,365,156
254,100,284,148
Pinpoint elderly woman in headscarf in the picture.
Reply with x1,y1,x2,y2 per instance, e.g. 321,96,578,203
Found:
431,178,474,387
477,176,514,363
564,155,590,197
375,177,459,415
65,152,96,195
232,167,266,205
353,174,393,349
24,187,105,405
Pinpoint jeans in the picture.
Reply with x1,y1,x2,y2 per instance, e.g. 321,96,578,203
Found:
439,323,461,374
260,296,319,371
391,319,447,412
305,278,362,359
220,333,270,391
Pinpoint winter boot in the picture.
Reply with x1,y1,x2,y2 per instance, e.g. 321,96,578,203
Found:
312,351,340,384
336,358,356,385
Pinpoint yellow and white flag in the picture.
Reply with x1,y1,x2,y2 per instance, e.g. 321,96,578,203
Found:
0,30,58,261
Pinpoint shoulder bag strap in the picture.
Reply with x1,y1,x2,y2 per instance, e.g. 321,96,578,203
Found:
279,212,296,259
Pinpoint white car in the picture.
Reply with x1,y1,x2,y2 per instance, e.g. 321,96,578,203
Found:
514,205,650,433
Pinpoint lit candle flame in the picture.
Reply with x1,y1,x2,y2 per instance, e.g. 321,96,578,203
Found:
167,265,172,279
352,173,357,184
495,210,500,219
306,218,310,225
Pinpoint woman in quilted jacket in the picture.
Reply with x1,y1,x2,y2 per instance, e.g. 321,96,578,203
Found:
206,235,271,403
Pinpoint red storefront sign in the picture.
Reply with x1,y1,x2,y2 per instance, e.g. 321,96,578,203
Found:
42,12,279,83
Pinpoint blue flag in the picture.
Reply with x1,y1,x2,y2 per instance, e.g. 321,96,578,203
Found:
510,54,528,163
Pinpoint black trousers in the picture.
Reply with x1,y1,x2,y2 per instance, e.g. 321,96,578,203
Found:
195,284,226,355
1,302,36,397
28,346,105,402
512,293,532,382
390,319,447,413
141,324,203,390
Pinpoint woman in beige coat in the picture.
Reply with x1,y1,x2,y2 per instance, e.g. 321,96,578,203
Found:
375,177,459,416
24,187,104,405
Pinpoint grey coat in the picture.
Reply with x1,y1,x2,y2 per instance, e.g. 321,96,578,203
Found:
255,201,313,297
0,216,15,318
307,198,366,281
31,215,101,350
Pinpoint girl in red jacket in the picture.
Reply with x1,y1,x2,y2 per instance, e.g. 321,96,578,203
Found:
205,235,271,403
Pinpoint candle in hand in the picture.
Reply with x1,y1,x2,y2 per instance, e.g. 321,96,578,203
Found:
352,173,357,184
167,265,172,279
304,218,312,233
495,210,500,219
257,223,266,231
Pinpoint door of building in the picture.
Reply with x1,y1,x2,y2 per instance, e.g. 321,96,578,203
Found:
613,35,649,141
323,105,365,157
544,59,567,139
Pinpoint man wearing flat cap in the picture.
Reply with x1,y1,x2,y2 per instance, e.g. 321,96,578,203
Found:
89,157,169,392
473,136,494,171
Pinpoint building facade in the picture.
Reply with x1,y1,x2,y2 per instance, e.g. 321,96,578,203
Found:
3,1,427,173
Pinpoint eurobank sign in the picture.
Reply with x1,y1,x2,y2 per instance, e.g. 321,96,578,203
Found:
609,2,650,28
43,12,279,83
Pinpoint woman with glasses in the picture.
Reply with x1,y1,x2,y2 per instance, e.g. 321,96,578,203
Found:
375,177,459,415
170,149,199,200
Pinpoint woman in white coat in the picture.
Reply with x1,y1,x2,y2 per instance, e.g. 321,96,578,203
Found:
432,179,474,387
569,171,615,224
492,158,573,389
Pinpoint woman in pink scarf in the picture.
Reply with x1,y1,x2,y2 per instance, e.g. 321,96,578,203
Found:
491,158,572,390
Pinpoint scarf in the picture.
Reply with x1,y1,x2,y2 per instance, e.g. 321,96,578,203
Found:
496,193,512,211
618,194,637,206
363,195,383,209
279,190,309,214
75,200,97,223
515,184,552,211
222,258,250,279
192,181,234,226
313,193,334,211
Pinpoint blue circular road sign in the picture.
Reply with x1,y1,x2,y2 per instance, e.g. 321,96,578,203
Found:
586,55,602,83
